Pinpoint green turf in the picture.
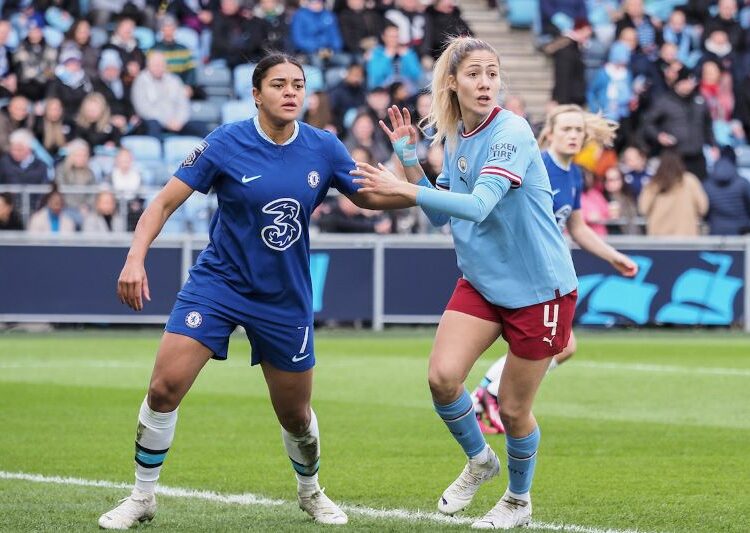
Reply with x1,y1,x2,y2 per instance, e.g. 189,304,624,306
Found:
1,330,748,532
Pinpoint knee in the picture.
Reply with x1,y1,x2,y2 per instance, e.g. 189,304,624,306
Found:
428,366,462,405
278,407,311,435
147,378,181,412
498,401,529,434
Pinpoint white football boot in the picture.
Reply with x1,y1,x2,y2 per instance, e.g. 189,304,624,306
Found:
472,491,532,529
98,490,156,529
298,488,348,525
438,446,500,515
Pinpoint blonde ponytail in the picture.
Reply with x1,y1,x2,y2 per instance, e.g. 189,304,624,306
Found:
419,36,500,149
537,104,618,150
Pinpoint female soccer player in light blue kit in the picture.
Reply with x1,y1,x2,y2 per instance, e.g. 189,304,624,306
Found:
99,53,412,529
352,37,579,529
471,104,639,435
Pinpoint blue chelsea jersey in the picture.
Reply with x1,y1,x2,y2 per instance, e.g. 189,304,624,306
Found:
173,117,359,324
437,108,578,308
542,151,582,231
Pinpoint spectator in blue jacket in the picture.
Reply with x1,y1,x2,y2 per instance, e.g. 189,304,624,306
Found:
587,41,633,121
366,22,422,94
703,152,750,234
291,0,345,67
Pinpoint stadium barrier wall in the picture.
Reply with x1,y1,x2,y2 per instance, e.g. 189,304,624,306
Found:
1,234,747,332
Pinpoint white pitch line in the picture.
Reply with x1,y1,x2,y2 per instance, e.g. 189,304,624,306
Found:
576,361,750,377
0,361,148,369
3,359,749,377
1,470,651,533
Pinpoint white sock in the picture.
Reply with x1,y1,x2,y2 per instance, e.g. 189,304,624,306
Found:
471,444,492,464
486,355,506,397
546,358,559,374
133,396,178,494
507,488,531,502
281,408,321,497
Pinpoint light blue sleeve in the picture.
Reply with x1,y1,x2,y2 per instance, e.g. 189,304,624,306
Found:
417,176,449,227
416,175,510,224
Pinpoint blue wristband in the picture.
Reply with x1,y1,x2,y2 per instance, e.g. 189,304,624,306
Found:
394,136,418,167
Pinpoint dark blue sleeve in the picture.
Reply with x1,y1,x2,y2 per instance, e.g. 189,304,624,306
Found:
173,128,225,194
327,134,359,195
572,164,583,210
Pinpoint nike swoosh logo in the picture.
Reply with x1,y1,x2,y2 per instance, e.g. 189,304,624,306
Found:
242,174,262,183
552,189,560,196
291,353,311,363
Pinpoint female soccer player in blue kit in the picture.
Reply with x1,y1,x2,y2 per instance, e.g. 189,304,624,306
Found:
352,37,579,529
472,104,639,434
99,53,411,529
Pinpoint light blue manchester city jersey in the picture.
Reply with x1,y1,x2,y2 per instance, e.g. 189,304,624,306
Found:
437,107,578,308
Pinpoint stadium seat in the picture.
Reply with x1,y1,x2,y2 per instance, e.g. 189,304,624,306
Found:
735,145,750,168
182,193,216,233
233,63,257,99
198,62,233,98
42,26,64,48
343,108,358,130
174,26,201,62
6,26,19,50
221,100,257,124
163,136,205,169
134,26,155,50
121,136,162,162
303,65,325,92
506,0,538,29
325,66,347,89
89,26,108,48
190,100,222,130
45,7,74,32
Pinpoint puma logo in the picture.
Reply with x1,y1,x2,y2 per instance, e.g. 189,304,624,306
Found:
543,336,554,346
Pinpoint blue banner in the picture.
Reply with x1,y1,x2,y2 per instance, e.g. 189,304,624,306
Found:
573,250,744,326
0,246,181,315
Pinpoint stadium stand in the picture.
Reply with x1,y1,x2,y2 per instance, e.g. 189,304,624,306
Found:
0,0,747,236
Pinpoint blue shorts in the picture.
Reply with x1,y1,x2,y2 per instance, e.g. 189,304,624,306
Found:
165,295,315,372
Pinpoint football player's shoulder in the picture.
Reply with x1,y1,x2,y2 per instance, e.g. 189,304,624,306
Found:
297,121,336,145
207,121,245,151
495,110,534,139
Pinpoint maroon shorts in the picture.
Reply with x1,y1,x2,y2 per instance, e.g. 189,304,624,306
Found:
445,278,577,360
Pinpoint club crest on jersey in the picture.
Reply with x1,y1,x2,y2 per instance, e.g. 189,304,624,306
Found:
458,156,468,173
181,140,209,168
307,170,320,188
185,311,203,328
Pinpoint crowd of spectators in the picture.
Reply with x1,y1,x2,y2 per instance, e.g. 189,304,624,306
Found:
536,0,750,235
0,0,748,237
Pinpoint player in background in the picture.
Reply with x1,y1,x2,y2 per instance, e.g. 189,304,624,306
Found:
99,53,412,529
352,36,579,529
472,104,639,435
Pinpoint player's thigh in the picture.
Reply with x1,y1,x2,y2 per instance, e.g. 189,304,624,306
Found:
246,319,315,432
429,310,502,386
148,332,214,408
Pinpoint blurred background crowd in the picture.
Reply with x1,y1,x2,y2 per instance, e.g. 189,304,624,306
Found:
0,0,749,237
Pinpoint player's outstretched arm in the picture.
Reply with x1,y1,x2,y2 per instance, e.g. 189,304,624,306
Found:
380,105,427,185
117,177,194,311
566,210,638,277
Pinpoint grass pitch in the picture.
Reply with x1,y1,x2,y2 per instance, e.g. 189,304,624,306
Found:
0,329,748,532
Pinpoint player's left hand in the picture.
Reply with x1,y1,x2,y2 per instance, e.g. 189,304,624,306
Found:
351,161,409,197
611,252,638,277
